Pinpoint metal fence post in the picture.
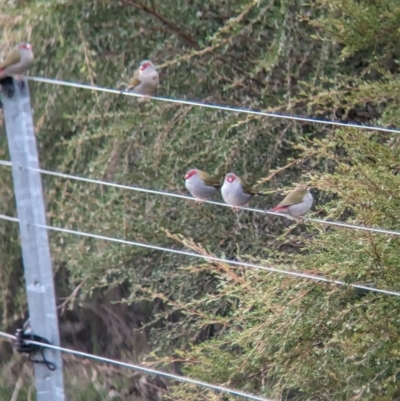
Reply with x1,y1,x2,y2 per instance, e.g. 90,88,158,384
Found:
1,77,65,401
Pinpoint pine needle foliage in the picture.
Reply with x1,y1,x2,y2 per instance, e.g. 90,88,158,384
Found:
1,0,400,399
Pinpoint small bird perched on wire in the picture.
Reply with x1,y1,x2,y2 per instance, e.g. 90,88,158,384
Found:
184,169,221,202
221,172,265,211
126,59,159,100
0,42,34,81
270,185,313,222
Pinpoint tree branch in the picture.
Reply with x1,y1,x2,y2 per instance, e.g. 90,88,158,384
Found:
120,0,199,48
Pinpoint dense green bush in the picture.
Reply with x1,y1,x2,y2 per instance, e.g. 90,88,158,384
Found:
1,0,400,399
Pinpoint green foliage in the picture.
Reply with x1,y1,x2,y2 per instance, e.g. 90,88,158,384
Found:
167,131,400,400
313,0,400,61
1,0,400,399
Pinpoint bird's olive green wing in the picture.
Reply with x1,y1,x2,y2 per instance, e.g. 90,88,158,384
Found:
237,176,258,195
277,188,307,206
126,68,140,90
208,176,222,188
201,171,222,188
0,47,20,70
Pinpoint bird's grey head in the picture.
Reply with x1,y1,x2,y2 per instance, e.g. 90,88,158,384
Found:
139,60,155,71
184,169,198,180
224,173,237,184
18,42,32,51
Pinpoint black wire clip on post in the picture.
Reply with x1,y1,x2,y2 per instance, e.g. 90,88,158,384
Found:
0,76,16,110
0,76,15,95
14,328,57,371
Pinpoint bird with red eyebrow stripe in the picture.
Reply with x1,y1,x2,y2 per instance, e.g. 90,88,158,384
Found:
221,172,265,211
126,59,159,100
0,42,34,82
270,185,313,222
184,169,221,203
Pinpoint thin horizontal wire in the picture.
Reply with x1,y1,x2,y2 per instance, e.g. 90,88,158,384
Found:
27,76,400,134
33,224,400,297
0,212,398,296
0,331,16,340
0,331,272,401
0,159,399,237
0,161,12,167
0,213,19,223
